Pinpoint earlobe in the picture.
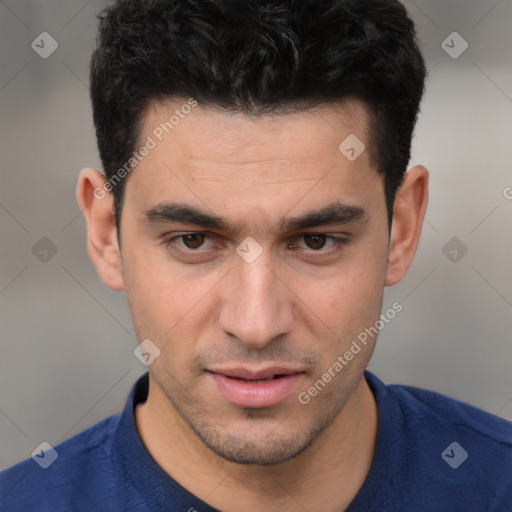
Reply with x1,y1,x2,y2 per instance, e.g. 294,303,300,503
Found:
385,165,429,286
76,168,125,291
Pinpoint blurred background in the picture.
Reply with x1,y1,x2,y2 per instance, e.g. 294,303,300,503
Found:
1,0,511,469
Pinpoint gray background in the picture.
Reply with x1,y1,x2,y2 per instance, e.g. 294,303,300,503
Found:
1,0,511,469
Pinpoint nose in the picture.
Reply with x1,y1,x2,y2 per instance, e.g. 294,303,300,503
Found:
217,249,294,350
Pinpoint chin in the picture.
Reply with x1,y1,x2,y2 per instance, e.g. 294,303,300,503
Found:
189,418,329,466
203,436,313,466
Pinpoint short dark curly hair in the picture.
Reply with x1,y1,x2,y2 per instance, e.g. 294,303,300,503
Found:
90,0,426,230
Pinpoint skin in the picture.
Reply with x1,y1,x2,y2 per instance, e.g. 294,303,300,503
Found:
77,98,428,511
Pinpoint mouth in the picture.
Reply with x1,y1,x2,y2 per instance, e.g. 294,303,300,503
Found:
206,366,306,408
227,375,288,382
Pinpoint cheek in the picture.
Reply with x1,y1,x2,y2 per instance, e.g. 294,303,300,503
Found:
121,242,181,339
122,243,225,349
343,251,388,332
301,240,388,350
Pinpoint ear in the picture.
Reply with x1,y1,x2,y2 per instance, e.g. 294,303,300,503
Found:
76,168,124,291
385,165,429,286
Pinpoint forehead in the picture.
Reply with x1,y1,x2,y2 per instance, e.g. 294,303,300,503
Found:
140,97,371,170
123,98,382,224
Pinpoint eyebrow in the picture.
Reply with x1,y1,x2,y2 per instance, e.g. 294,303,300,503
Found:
143,201,366,233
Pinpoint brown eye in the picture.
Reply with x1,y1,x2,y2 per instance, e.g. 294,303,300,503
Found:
303,234,327,250
181,233,206,249
289,234,345,256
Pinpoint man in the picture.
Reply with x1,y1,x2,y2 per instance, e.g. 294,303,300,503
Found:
1,0,511,510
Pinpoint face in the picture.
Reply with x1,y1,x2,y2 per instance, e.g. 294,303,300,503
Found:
118,99,390,464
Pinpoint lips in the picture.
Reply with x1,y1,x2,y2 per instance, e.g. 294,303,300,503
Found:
207,366,305,408
211,366,300,380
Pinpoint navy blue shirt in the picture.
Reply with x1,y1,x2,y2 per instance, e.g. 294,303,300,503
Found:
1,371,511,511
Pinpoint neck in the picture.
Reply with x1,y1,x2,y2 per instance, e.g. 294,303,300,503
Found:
135,374,377,512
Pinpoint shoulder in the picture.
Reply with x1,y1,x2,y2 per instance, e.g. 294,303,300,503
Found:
0,413,120,512
387,379,512,447
365,372,512,510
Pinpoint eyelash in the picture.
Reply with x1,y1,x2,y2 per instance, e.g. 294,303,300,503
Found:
162,232,347,258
